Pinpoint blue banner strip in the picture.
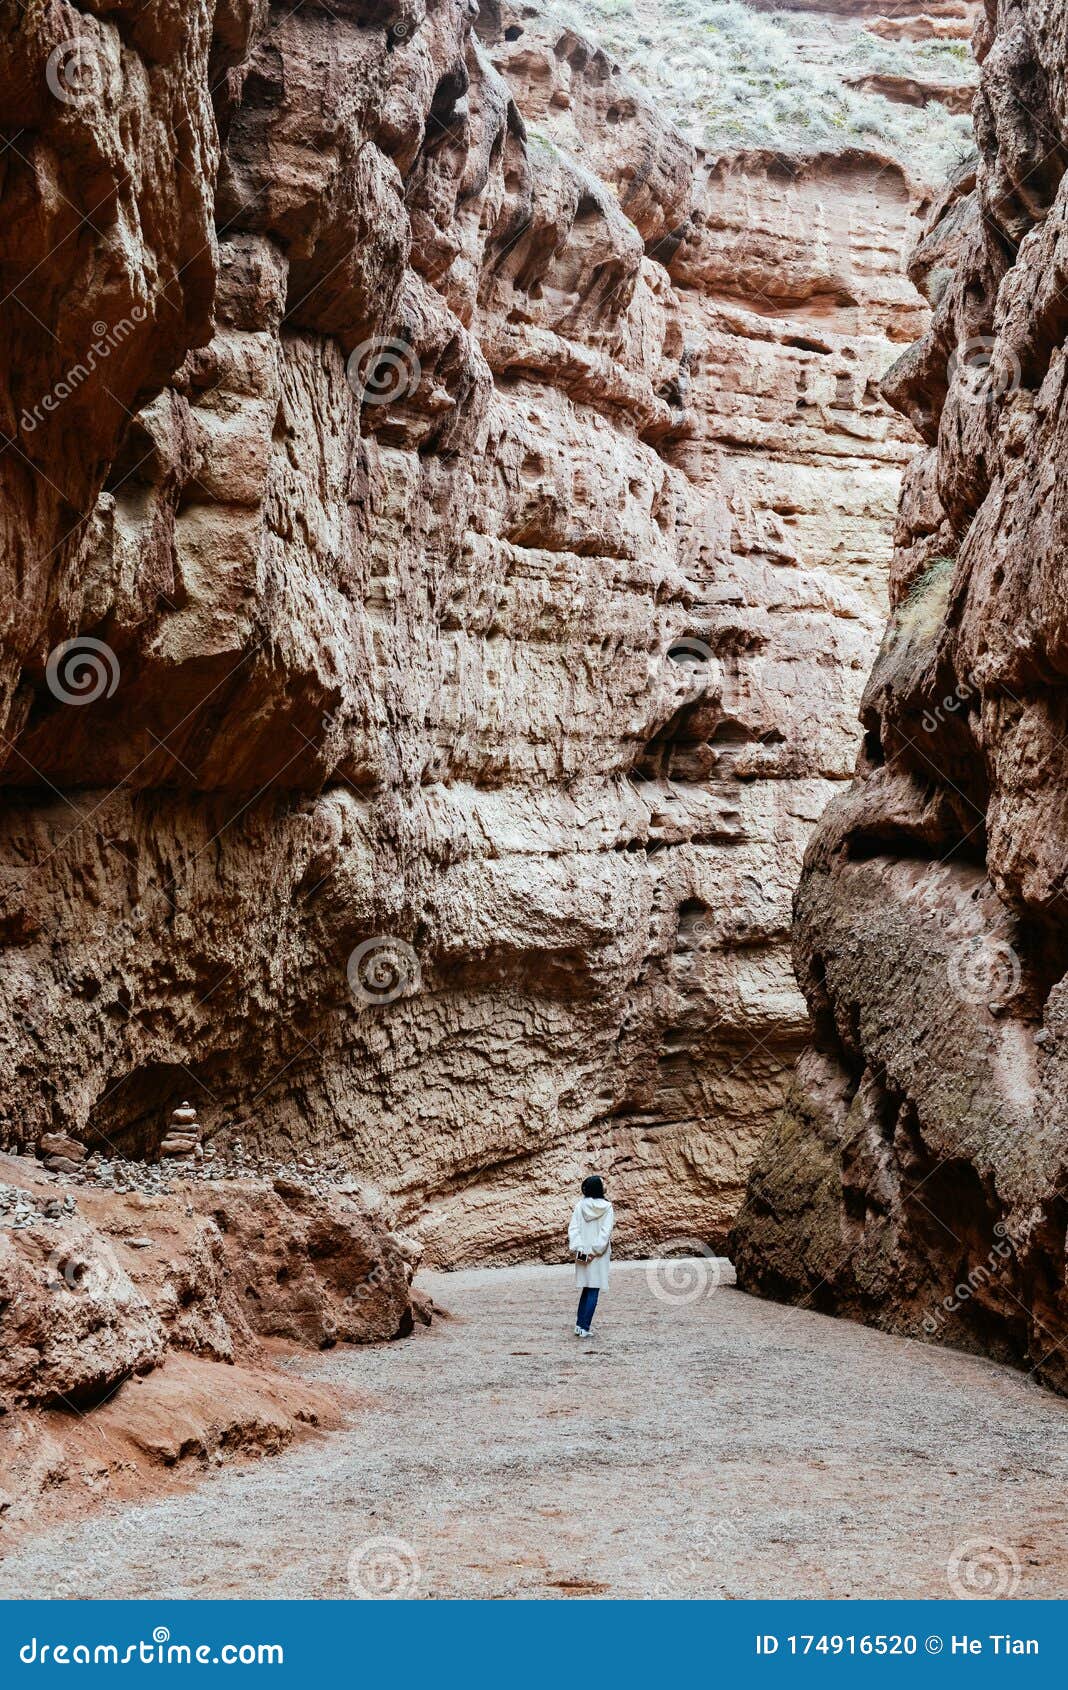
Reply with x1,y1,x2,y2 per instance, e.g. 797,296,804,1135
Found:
0,1600,1063,1685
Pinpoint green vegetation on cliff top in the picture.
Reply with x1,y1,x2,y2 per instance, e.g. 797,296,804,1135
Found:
552,0,974,179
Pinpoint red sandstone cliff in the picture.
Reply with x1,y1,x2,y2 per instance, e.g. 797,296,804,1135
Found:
0,0,935,1278
733,0,1068,1393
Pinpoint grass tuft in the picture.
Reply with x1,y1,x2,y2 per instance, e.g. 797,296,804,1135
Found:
548,0,975,179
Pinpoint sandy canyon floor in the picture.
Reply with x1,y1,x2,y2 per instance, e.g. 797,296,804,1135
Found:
2,1262,1066,1601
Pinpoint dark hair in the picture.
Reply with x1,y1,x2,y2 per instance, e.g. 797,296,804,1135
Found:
581,1175,605,1199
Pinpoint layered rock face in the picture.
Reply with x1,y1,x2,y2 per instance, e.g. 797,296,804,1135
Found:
733,0,1068,1391
0,0,927,1265
0,1157,416,1415
0,1142,421,1528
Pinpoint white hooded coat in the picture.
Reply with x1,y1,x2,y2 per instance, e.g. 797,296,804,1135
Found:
569,1196,615,1290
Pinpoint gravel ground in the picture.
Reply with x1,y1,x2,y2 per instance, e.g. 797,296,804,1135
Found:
3,1262,1067,1600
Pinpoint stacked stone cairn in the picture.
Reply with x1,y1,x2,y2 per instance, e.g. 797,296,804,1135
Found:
159,1101,203,1163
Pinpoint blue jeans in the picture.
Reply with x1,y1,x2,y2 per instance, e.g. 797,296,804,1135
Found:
576,1287,599,1331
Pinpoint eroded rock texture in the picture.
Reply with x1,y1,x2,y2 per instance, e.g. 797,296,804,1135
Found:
0,0,926,1263
0,1145,418,1529
733,0,1068,1391
0,1156,415,1414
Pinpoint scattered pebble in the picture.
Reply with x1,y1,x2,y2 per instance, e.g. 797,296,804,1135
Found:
0,1144,355,1226
0,1179,77,1229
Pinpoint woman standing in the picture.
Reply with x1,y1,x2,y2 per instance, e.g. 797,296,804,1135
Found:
568,1175,615,1336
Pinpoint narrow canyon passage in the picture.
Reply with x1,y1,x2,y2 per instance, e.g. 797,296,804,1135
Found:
8,0,1068,1621
3,1264,1066,1602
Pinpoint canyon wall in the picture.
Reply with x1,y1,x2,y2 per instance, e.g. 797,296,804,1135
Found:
0,0,927,1265
733,0,1068,1391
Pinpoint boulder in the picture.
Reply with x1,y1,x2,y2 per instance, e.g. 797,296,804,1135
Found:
37,1135,86,1164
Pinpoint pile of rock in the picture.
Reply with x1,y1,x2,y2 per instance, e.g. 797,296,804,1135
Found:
11,1111,360,1210
158,1102,203,1162
87,1156,174,1196
37,1132,88,1176
0,1181,77,1227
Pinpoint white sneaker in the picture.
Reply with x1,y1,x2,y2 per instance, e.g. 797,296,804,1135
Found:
577,1328,590,1338
574,1324,582,1335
